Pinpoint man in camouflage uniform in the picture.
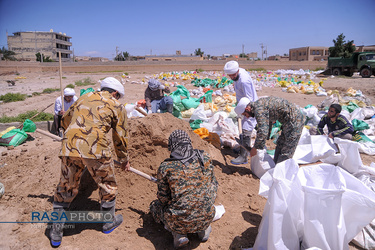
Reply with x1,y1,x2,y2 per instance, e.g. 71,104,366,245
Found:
150,130,218,248
235,96,305,164
50,77,130,247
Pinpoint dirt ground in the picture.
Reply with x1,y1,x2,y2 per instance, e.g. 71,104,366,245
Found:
0,68,374,250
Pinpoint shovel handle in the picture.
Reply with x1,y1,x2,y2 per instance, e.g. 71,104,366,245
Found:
114,160,157,183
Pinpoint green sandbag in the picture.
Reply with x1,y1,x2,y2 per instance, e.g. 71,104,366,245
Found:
80,87,95,96
0,129,28,147
198,90,213,103
182,97,200,110
22,119,36,132
352,119,370,132
352,132,374,143
190,119,203,130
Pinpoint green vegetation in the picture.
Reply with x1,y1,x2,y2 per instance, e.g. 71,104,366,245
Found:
194,48,204,57
42,88,60,94
0,111,54,123
62,76,67,79
0,93,27,103
32,92,41,96
123,72,129,76
314,67,325,71
0,47,16,61
329,33,356,58
115,51,130,61
75,77,95,86
35,52,54,62
65,84,75,89
196,68,204,73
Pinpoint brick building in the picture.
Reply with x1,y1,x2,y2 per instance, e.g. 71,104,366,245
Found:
289,46,329,61
7,30,72,61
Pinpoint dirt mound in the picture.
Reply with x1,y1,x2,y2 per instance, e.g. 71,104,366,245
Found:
0,113,265,249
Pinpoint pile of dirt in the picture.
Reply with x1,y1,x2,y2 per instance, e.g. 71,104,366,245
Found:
0,112,266,249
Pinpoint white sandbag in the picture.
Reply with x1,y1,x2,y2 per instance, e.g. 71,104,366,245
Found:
350,107,365,121
250,149,275,179
254,159,303,250
298,164,375,250
333,137,362,174
293,135,337,164
190,104,208,121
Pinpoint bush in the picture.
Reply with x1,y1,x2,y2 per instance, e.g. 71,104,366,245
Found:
65,84,75,89
42,88,60,94
75,77,95,86
0,93,27,103
0,111,54,123
32,92,41,96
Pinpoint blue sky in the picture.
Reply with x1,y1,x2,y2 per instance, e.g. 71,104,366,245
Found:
0,0,374,59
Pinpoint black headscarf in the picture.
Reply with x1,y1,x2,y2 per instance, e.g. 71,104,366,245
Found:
167,130,204,166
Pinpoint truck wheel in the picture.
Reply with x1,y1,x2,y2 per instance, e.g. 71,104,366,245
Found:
344,71,353,77
360,68,371,78
332,68,341,76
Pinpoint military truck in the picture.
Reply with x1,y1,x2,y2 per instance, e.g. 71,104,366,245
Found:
327,52,375,78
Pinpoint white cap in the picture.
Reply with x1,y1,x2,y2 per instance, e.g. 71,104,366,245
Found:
100,77,125,98
224,61,239,74
234,97,250,115
64,88,75,96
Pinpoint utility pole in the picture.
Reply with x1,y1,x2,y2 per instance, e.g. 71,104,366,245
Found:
265,46,268,60
115,46,119,59
260,43,264,60
242,44,244,55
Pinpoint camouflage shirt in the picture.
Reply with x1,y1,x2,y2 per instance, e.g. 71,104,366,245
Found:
157,152,218,234
249,96,303,149
59,91,129,162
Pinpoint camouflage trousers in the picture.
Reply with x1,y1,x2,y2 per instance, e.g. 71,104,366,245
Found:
54,156,118,204
149,200,213,235
274,113,305,164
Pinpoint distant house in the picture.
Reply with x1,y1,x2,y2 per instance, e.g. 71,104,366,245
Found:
289,46,329,61
355,45,375,53
7,30,72,62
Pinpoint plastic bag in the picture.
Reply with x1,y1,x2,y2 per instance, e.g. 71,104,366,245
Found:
181,97,200,110
80,87,95,96
22,119,36,133
0,129,28,147
352,119,370,132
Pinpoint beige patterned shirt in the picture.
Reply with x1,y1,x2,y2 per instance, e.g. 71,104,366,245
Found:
59,91,129,163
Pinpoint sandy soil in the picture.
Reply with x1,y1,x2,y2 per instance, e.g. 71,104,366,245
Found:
0,69,374,250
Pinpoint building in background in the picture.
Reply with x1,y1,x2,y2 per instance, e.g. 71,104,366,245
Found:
7,30,72,62
355,45,375,52
289,46,329,61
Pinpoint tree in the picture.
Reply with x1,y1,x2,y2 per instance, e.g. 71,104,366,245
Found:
35,52,53,62
114,51,130,61
0,47,16,60
194,48,204,57
239,53,248,58
329,33,356,58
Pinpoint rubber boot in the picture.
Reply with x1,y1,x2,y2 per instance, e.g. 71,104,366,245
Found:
231,135,251,165
101,199,123,234
197,225,212,242
172,232,189,248
49,202,69,247
166,104,174,114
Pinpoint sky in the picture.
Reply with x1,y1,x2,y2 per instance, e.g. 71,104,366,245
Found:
0,0,374,59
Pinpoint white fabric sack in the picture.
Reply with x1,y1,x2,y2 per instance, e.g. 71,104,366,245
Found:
333,137,362,174
213,204,226,222
298,164,375,250
190,104,208,121
254,159,303,250
350,107,365,121
250,149,275,179
293,135,337,164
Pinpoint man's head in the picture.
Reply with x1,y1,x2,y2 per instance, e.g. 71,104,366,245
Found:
148,79,165,91
224,61,239,81
63,88,75,102
168,129,191,152
100,77,125,99
234,97,251,117
328,103,341,119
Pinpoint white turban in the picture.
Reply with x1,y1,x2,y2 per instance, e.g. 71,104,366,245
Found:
64,88,76,96
224,61,239,74
100,77,125,98
148,79,165,91
235,97,251,115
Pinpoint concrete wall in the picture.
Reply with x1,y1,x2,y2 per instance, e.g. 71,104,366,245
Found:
0,60,327,74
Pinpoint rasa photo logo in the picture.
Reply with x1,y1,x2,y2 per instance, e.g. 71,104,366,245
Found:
31,211,113,223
